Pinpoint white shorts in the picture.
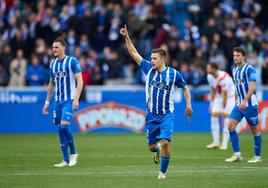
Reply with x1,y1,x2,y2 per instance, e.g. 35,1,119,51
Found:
211,96,235,114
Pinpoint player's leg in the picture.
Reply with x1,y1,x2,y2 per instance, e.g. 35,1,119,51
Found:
220,97,234,150
220,116,229,150
157,113,174,179
225,106,243,162
158,139,170,179
244,106,262,163
61,101,78,166
53,102,69,167
146,113,161,164
207,99,221,148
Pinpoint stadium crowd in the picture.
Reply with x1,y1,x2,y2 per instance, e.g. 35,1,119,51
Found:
0,0,268,87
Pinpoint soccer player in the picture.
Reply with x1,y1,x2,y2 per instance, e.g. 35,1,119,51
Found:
120,25,193,179
206,62,235,150
225,47,262,163
42,37,83,167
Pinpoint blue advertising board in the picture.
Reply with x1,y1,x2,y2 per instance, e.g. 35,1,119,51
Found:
0,86,267,134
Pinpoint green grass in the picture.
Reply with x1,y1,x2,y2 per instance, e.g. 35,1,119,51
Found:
0,133,267,188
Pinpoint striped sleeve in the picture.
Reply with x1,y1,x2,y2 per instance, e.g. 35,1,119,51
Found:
174,71,186,89
140,59,152,75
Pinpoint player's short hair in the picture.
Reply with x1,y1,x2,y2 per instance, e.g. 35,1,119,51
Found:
233,47,246,56
208,62,219,70
152,48,167,59
54,37,66,47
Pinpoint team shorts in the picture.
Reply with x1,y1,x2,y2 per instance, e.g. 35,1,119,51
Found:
53,100,74,125
211,96,235,114
145,112,175,145
230,105,258,126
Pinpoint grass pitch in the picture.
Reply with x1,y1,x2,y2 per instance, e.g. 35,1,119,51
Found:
0,133,267,188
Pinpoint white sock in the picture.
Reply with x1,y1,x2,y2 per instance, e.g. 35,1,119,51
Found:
211,116,219,144
222,118,230,146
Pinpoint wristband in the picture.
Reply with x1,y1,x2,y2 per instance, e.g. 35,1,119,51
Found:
45,100,49,105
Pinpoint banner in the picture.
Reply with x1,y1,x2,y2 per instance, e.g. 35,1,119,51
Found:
0,86,267,133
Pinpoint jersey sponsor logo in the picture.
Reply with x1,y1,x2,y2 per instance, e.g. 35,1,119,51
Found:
74,102,146,132
53,71,67,78
234,79,245,85
150,80,169,90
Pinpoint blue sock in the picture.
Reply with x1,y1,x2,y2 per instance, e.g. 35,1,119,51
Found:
254,134,262,156
160,156,170,173
58,126,69,162
61,125,76,155
229,131,240,153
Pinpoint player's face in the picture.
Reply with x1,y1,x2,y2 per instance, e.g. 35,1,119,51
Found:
233,51,245,65
52,42,65,58
151,53,164,69
206,64,216,75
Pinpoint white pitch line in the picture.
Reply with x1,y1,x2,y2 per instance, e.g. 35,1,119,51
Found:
1,168,268,177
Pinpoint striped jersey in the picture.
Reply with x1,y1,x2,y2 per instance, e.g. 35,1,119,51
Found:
232,62,258,107
207,70,235,98
49,55,81,102
140,59,186,114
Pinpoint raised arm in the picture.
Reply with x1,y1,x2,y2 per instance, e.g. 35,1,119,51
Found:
120,25,143,65
42,78,55,115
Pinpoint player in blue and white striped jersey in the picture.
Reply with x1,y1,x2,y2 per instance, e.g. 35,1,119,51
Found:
120,25,193,179
225,47,262,163
42,37,83,167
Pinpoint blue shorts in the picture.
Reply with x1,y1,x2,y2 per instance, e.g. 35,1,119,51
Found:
230,105,258,126
145,112,175,145
53,100,74,125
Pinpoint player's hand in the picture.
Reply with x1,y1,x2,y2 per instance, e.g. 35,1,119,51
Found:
72,99,79,110
42,104,49,115
185,106,193,122
120,24,129,38
239,100,246,110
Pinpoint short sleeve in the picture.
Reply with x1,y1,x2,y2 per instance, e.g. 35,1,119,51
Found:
49,59,55,78
221,79,229,90
247,66,256,82
207,74,213,87
71,57,81,74
140,59,152,75
175,71,186,89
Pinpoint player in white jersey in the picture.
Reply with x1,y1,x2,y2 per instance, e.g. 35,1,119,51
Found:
42,37,83,167
225,47,262,163
206,62,235,150
120,25,193,179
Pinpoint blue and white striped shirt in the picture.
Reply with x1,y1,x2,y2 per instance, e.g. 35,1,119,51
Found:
140,59,186,114
50,55,81,102
232,62,258,107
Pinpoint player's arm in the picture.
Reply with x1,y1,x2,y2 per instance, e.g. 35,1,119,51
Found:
240,68,257,109
182,85,193,119
242,81,256,103
42,78,54,115
72,73,83,110
209,87,216,113
210,87,216,104
120,25,142,65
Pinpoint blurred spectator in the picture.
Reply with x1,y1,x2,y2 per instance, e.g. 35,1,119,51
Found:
80,55,91,86
0,0,268,87
25,53,46,86
8,49,27,86
0,64,9,86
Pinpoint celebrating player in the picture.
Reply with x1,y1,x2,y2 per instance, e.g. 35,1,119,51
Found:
206,62,235,150
42,37,83,167
225,47,262,163
120,25,193,179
